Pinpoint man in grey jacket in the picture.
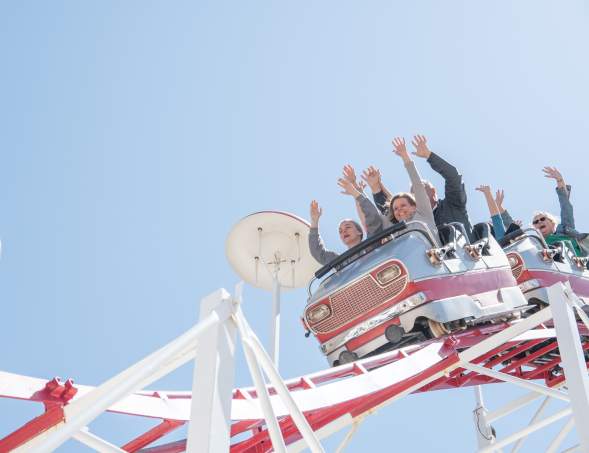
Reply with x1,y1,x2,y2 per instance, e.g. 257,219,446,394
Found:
309,176,383,265
372,135,474,240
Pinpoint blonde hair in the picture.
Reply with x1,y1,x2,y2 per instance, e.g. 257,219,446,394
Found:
388,192,416,223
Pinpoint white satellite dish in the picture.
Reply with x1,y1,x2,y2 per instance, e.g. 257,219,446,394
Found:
225,211,320,291
226,211,321,366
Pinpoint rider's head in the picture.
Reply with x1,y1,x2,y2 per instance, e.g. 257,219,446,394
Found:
532,211,558,237
389,193,417,223
411,179,438,208
338,219,364,248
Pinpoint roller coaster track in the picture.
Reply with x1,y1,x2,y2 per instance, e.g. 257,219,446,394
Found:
2,283,589,452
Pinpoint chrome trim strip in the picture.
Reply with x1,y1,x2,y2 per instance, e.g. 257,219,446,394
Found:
320,292,427,355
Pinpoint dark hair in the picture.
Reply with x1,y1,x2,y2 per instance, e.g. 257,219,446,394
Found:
388,192,416,223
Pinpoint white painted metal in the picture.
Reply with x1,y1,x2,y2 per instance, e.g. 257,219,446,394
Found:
335,418,363,453
510,396,551,453
271,268,281,367
19,296,230,453
548,282,589,452
473,386,498,450
225,211,319,291
461,363,570,402
545,417,575,453
233,306,288,453
287,415,353,453
487,392,544,423
240,311,325,453
477,407,572,453
186,289,237,453
71,427,126,453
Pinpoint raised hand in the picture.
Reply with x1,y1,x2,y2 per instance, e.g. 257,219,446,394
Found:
494,189,505,212
342,164,357,184
310,200,322,227
411,134,432,159
392,137,411,163
475,184,492,194
337,178,361,197
542,167,565,188
361,165,382,193
358,180,367,192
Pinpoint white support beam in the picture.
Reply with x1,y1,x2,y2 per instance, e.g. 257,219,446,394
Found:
240,311,325,453
461,363,570,402
233,306,287,453
20,290,231,453
186,288,237,453
545,417,574,453
477,407,572,453
510,396,551,453
473,386,499,450
287,415,353,453
71,428,125,453
487,392,544,423
548,282,589,452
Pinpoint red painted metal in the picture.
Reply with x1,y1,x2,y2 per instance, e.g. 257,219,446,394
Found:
0,377,77,452
0,406,64,453
121,419,184,452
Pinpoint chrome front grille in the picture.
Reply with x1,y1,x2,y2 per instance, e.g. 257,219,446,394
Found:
313,275,408,334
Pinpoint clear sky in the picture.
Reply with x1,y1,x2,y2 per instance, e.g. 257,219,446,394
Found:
1,1,588,451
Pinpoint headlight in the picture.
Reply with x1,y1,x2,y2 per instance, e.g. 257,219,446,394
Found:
375,264,402,286
507,252,523,268
307,304,332,324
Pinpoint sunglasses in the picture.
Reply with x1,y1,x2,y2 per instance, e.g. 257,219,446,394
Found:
533,216,547,225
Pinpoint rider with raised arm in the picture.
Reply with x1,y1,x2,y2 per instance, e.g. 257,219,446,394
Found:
372,135,473,240
387,137,438,236
476,185,507,239
308,168,384,265
532,167,588,256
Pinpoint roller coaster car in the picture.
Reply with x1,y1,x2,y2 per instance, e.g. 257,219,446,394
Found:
302,221,530,367
500,228,589,310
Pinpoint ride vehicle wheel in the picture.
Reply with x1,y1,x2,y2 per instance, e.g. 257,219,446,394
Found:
427,319,451,338
338,350,358,365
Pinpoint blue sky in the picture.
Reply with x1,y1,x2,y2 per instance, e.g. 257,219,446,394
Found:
1,1,588,451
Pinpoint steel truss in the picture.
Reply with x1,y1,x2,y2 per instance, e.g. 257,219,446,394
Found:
1,282,589,452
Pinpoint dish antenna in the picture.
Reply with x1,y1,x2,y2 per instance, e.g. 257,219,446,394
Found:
226,211,320,366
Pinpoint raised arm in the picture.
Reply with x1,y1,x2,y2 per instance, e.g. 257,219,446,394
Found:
308,200,339,265
412,134,466,208
337,178,383,236
543,166,575,231
494,189,515,228
361,165,391,214
342,165,368,231
392,137,437,231
476,185,505,239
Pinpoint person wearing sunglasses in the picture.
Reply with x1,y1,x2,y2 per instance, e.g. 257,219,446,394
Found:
532,167,588,256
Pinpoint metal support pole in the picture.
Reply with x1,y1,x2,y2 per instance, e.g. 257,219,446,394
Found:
473,386,498,450
234,306,287,453
548,282,589,452
239,311,325,453
477,407,572,453
271,268,281,367
510,396,551,453
71,427,125,452
186,289,237,453
545,417,575,453
20,291,230,453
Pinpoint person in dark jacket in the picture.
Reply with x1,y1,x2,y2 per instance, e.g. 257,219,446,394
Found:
371,135,474,240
